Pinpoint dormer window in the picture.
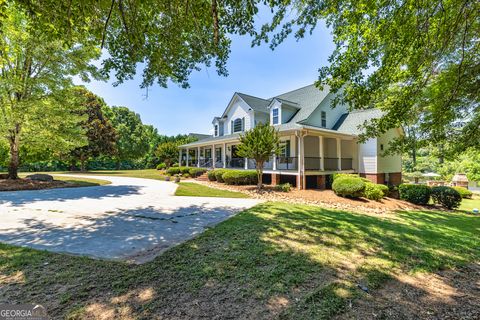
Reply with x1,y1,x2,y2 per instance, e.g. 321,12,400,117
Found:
232,118,243,133
272,108,279,125
214,124,218,137
321,111,327,127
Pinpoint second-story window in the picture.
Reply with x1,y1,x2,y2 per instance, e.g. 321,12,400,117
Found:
232,118,243,133
321,111,327,127
272,108,279,125
214,124,218,136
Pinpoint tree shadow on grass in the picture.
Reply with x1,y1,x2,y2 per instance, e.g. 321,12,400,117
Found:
0,202,479,319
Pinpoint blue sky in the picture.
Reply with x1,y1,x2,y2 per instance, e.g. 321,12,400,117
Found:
81,22,334,136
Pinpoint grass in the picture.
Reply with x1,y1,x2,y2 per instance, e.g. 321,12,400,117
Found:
17,169,167,181
174,182,249,198
459,196,480,213
16,173,111,187
1,202,479,319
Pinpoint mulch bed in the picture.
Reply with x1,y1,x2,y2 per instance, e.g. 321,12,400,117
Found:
0,178,73,192
193,180,424,214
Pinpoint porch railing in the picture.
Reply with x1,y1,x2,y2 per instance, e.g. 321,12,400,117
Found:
324,158,338,170
276,157,298,170
227,158,245,168
199,159,212,168
304,157,321,170
341,158,353,170
215,160,223,168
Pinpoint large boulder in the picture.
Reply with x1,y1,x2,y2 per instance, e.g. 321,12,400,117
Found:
25,174,54,182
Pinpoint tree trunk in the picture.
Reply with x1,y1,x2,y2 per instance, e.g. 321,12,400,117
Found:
256,161,263,190
80,155,87,172
7,124,21,180
116,160,121,170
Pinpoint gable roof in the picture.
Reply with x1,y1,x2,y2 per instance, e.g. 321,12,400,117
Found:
235,93,270,113
332,109,384,135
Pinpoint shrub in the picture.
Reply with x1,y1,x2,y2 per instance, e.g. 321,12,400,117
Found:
156,163,166,170
207,170,217,181
172,163,179,167
398,184,431,205
452,186,473,199
222,170,258,185
179,167,191,174
275,183,291,192
332,176,366,198
214,169,229,183
332,173,359,181
377,184,390,196
189,168,207,178
363,183,385,200
166,167,181,175
431,186,462,209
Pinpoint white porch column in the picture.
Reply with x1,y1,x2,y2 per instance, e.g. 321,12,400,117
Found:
222,143,227,168
178,149,182,166
186,148,190,167
297,133,305,190
212,144,216,168
336,138,342,171
273,154,277,171
244,157,248,170
319,136,324,171
197,147,200,167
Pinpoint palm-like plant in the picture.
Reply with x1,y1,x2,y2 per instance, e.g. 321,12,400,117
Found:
236,123,282,190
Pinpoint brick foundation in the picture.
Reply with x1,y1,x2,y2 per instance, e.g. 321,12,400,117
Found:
360,173,385,184
316,175,326,190
271,174,280,186
388,172,402,186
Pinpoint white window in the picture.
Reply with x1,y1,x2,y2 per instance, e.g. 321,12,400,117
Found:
280,140,290,157
214,124,218,137
232,118,243,133
321,111,327,127
272,108,279,125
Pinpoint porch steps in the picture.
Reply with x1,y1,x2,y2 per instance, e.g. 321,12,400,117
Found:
196,172,209,181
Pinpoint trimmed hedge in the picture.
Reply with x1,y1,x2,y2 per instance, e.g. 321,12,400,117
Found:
377,184,390,197
214,169,230,183
166,166,193,176
332,176,366,198
452,186,473,199
207,170,217,181
156,163,166,170
398,184,431,205
189,168,207,178
222,170,257,185
364,183,384,201
431,186,462,209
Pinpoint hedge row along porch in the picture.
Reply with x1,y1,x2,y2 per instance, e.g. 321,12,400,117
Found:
179,84,403,190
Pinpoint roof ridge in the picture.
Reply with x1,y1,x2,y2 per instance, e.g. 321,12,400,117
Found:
272,83,318,99
236,92,269,101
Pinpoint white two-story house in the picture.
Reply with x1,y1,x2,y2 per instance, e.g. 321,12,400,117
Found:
179,84,403,189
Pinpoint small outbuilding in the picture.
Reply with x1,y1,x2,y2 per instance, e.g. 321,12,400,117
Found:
452,173,469,188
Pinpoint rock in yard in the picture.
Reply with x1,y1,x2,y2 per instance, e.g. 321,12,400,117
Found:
25,174,54,182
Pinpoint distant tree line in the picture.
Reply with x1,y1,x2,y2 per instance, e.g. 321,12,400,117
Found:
0,85,196,173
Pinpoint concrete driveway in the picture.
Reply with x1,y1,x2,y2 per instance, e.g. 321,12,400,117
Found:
0,175,261,263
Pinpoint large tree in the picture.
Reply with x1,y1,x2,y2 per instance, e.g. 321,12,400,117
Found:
0,5,100,179
255,0,479,156
70,88,117,171
103,106,149,169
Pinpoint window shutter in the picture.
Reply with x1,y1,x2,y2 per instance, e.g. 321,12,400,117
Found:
242,117,245,131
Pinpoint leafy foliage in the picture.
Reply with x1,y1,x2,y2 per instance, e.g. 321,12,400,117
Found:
213,169,230,183
363,183,385,201
222,170,258,185
236,123,282,189
103,106,150,167
275,183,291,192
0,5,101,178
332,176,366,198
69,88,117,171
188,168,207,178
431,186,462,210
207,170,217,181
452,186,473,199
398,184,431,205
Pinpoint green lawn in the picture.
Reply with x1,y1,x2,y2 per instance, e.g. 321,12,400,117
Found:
175,182,249,198
1,202,478,319
18,169,167,181
18,173,111,187
459,196,480,213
